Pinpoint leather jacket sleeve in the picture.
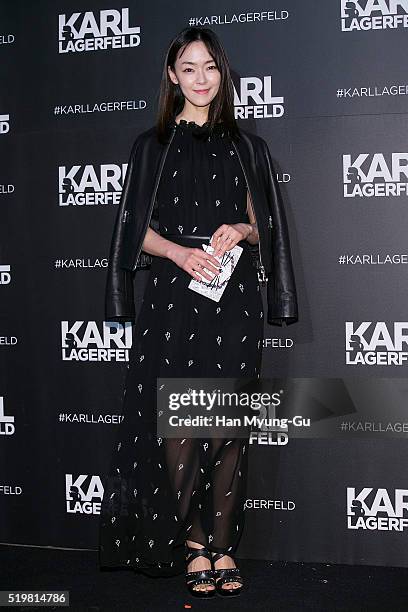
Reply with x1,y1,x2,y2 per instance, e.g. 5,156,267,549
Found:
104,137,141,323
260,139,299,327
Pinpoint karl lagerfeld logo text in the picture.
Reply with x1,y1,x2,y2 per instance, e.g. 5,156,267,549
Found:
0,184,14,194
346,321,408,365
234,76,284,120
0,336,18,346
341,0,408,31
343,153,408,197
61,321,132,362
66,474,103,514
0,396,15,436
59,8,140,53
347,487,408,530
59,163,127,206
0,34,15,45
0,265,11,285
0,114,10,134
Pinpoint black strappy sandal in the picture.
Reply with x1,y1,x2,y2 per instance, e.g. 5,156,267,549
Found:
185,544,216,598
212,552,244,597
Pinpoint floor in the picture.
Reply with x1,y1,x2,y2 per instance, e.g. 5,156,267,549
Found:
1,545,407,611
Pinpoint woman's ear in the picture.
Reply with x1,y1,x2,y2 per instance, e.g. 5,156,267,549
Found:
167,65,178,86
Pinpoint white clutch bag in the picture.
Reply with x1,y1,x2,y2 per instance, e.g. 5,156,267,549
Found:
188,243,243,302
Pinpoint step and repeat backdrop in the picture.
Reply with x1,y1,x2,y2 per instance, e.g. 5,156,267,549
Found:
1,1,408,567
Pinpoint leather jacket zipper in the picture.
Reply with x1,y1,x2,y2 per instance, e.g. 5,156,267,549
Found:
130,126,177,271
231,140,268,285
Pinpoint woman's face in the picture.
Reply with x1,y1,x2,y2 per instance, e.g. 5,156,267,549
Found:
168,40,221,110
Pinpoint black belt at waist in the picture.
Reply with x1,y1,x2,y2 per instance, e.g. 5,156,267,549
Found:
160,233,248,248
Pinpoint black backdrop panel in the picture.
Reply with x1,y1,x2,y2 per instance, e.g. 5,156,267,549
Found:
1,0,408,566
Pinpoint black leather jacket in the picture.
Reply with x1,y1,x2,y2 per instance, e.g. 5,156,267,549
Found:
105,123,298,326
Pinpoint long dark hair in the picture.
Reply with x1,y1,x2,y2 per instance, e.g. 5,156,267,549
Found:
156,27,240,144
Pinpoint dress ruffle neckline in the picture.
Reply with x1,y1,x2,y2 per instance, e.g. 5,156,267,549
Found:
171,118,227,139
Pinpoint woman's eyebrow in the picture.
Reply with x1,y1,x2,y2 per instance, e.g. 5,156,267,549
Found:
181,60,215,65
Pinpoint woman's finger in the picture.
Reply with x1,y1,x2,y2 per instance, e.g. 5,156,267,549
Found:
213,233,239,257
189,264,214,282
196,252,221,275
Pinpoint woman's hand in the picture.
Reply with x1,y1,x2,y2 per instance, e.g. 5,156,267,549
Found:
210,223,253,258
168,244,222,281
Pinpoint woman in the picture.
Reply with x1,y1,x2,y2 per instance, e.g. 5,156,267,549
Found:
99,26,298,598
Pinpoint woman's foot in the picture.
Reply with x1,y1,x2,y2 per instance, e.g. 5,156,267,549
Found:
211,552,243,593
185,540,215,594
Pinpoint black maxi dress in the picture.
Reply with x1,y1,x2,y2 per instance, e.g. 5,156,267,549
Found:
99,118,264,577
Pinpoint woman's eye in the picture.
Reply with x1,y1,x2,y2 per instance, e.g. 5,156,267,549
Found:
183,66,217,72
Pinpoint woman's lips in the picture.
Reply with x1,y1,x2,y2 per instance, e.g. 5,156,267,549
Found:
194,89,210,94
